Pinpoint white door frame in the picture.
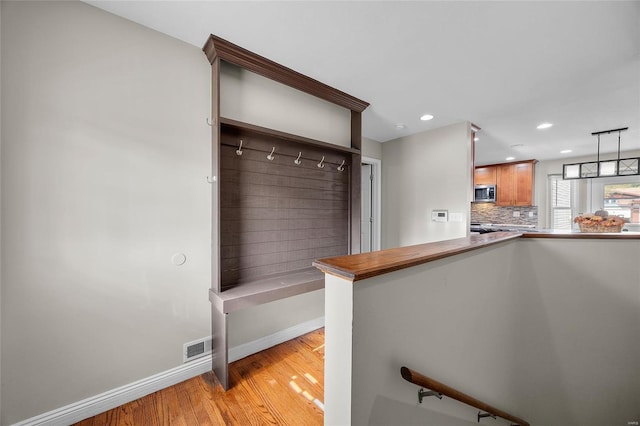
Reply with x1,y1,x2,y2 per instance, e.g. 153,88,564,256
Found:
362,156,382,251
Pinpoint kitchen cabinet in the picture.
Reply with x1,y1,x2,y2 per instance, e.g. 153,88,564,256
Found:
496,160,536,206
474,166,497,185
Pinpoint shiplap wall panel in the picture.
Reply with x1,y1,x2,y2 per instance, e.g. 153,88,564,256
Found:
220,130,350,290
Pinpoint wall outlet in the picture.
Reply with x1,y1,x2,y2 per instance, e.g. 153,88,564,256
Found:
513,211,521,217
529,211,534,217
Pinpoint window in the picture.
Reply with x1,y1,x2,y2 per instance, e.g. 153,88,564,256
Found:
603,183,640,223
549,174,576,229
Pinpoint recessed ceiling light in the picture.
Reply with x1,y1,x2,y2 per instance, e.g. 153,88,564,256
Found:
506,156,515,161
396,123,406,129
537,122,553,129
474,137,479,142
420,114,434,121
560,149,572,154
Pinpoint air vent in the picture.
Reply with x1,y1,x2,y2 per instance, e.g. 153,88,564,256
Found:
183,337,212,363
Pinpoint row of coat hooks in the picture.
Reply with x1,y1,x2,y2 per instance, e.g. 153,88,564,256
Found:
233,139,346,172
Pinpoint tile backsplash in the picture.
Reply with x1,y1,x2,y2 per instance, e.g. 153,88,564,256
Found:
471,203,538,226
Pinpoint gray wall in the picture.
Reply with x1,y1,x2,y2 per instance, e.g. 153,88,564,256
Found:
362,136,382,160
325,237,640,425
0,1,326,423
220,61,352,148
1,2,209,423
381,122,472,248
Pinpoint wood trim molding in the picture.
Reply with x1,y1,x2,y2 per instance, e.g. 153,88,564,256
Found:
202,34,369,113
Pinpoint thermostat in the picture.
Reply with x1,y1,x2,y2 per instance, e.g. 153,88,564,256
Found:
431,210,448,222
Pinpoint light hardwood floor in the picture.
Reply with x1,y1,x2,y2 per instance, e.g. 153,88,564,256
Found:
74,328,325,425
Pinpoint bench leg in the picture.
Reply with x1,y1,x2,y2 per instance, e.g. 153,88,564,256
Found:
212,303,229,390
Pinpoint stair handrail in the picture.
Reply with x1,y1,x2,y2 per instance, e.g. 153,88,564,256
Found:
400,366,530,426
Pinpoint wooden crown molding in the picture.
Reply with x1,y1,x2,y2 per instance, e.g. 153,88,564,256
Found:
202,34,369,113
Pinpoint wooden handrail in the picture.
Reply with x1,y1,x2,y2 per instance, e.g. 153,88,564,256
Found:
400,366,530,426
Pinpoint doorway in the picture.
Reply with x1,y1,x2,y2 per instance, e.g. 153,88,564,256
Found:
361,157,381,252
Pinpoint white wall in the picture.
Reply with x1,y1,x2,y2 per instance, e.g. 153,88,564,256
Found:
324,237,640,425
535,149,640,227
0,1,328,424
220,61,351,148
381,122,472,248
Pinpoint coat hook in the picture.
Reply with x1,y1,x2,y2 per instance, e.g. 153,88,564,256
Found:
337,160,346,172
317,156,325,169
236,140,243,156
294,152,302,165
206,117,215,126
267,147,276,161
206,175,216,184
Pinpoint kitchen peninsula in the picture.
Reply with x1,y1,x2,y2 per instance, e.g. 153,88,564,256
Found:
314,232,640,426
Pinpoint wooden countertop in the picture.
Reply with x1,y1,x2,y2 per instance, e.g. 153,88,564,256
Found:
312,232,521,282
313,231,640,282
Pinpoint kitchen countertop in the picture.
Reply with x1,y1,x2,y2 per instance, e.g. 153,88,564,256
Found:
314,230,640,282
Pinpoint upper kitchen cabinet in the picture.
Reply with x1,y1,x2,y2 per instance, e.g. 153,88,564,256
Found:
474,165,497,185
496,160,536,206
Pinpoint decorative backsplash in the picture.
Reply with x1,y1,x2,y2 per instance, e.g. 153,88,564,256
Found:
471,203,538,226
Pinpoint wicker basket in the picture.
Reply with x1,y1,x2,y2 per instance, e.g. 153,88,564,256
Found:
577,222,624,233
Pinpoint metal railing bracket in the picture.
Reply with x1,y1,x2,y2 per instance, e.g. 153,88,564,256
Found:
478,411,497,422
418,388,443,403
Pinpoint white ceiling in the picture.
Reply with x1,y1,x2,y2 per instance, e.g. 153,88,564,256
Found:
86,0,640,165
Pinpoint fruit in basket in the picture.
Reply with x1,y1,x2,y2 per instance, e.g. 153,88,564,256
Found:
574,213,626,231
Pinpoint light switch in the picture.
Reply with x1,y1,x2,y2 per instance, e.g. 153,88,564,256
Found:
513,211,521,217
450,212,464,222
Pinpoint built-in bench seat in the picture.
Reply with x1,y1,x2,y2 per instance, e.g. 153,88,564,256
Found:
209,267,325,313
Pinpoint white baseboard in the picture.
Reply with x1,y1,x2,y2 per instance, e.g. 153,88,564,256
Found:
229,316,325,362
12,316,325,426
10,356,213,426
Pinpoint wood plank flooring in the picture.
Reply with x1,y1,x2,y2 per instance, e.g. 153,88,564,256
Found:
74,328,325,426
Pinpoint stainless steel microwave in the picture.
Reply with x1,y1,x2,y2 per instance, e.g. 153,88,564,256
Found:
474,185,496,202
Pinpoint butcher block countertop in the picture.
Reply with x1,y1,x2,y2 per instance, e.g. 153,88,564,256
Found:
313,231,640,282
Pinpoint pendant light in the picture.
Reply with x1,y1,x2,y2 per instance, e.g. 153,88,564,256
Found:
563,127,638,179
